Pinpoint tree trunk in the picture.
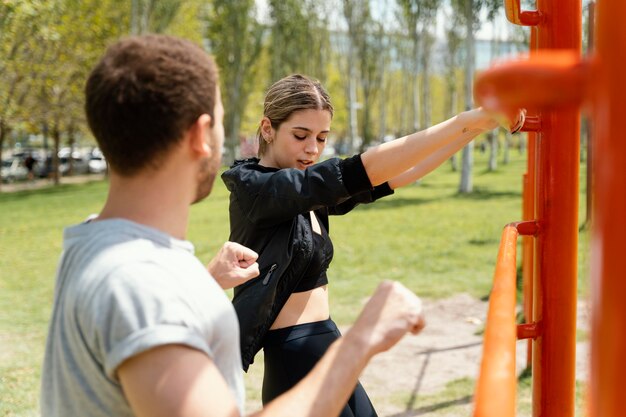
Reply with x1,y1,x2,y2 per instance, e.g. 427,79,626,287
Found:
488,130,498,171
224,68,244,165
224,108,240,164
43,122,49,152
420,30,433,130
378,76,388,143
131,0,140,34
503,130,512,165
460,143,473,192
412,41,421,132
68,124,75,176
459,0,475,194
347,62,358,154
446,64,458,172
360,92,371,152
401,71,411,134
0,121,5,192
52,124,61,185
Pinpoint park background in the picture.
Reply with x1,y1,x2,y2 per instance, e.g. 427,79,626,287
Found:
1,0,593,416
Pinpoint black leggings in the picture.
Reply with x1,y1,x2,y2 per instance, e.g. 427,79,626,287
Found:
262,319,378,417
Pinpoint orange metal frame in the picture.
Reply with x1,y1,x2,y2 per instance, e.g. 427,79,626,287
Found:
472,0,585,416
473,0,625,416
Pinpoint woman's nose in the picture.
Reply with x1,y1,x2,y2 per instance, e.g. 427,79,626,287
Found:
304,138,319,155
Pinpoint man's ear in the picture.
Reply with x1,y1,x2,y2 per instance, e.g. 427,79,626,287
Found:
188,114,212,158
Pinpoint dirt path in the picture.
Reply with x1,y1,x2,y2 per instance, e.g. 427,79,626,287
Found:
361,294,588,416
244,294,590,416
0,174,105,193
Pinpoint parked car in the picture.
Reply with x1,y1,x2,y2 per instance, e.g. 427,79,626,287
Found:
88,154,107,174
1,158,29,183
58,149,89,176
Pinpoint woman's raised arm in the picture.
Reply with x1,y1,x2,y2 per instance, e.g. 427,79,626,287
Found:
361,108,519,187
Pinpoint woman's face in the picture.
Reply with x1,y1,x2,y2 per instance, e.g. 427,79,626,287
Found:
261,109,331,170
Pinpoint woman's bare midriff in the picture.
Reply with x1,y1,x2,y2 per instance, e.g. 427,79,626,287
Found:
270,285,330,329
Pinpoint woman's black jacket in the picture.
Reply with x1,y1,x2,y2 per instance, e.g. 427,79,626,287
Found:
221,155,394,371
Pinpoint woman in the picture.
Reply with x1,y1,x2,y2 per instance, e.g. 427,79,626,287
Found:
222,74,522,416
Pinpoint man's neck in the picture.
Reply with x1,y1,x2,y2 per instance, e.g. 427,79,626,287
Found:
97,172,193,240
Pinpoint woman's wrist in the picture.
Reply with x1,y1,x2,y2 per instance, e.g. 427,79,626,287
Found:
458,108,498,133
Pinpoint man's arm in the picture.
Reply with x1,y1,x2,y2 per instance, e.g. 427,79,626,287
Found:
118,345,239,417
256,281,425,417
119,281,424,417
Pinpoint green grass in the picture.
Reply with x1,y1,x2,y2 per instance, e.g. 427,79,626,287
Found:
384,374,587,417
0,151,590,416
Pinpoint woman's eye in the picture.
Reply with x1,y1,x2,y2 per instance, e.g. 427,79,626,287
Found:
317,137,327,143
294,134,307,140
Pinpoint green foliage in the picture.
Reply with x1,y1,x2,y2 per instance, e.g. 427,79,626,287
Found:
450,0,501,30
1,0,519,179
267,0,330,83
204,0,264,158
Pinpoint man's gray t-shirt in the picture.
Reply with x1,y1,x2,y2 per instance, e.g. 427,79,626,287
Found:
41,219,244,416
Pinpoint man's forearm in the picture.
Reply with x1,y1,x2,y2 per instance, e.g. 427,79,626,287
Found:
250,331,370,417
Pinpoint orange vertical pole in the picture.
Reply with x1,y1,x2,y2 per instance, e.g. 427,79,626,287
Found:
589,0,626,416
521,26,538,368
532,0,580,416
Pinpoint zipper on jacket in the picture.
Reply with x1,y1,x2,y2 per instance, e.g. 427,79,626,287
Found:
262,264,278,285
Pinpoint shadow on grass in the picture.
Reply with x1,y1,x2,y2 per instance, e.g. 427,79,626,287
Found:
395,342,482,416
356,196,440,210
388,395,474,416
357,186,521,212
468,237,500,246
454,186,521,200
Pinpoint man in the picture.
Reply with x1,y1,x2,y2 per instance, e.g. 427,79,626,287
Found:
41,34,425,417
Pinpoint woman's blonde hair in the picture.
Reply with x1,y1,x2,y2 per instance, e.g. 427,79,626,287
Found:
257,74,334,157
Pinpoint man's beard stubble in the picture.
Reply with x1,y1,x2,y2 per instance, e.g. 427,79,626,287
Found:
193,156,218,204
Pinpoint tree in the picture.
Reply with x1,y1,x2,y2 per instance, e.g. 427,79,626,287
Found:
340,0,369,154
398,0,440,133
451,0,501,193
0,0,52,190
356,17,387,151
268,0,329,82
205,0,263,163
25,0,128,183
442,10,463,171
130,0,184,34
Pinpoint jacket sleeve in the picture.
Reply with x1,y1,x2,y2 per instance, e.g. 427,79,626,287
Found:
327,182,395,216
222,155,373,226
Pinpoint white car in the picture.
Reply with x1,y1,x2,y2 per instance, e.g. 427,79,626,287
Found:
88,155,107,174
1,158,29,183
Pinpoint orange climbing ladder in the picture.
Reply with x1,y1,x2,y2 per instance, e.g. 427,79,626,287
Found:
473,0,626,415
471,0,598,415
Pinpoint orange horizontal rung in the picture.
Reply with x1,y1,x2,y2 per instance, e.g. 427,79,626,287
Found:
517,322,541,340
520,116,541,132
474,51,593,114
515,220,539,236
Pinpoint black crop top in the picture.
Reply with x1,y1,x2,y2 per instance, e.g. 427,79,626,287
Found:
293,214,334,293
